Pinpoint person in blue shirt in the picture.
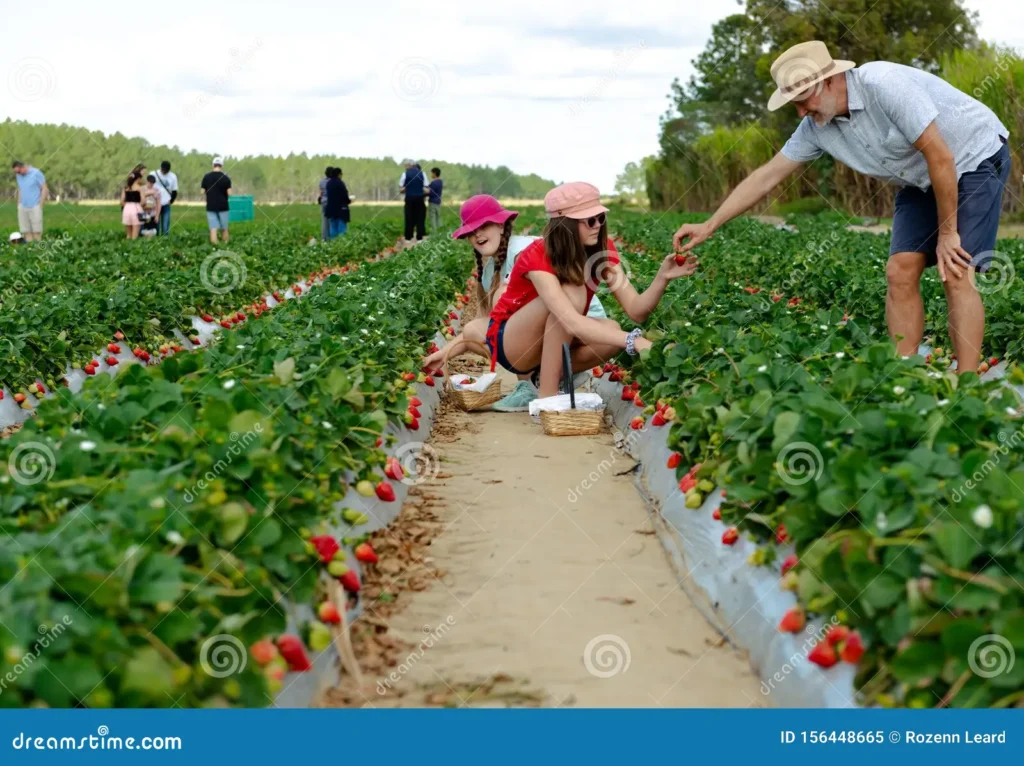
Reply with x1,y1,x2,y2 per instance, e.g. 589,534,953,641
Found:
12,161,48,242
428,167,443,234
399,160,427,242
324,168,351,239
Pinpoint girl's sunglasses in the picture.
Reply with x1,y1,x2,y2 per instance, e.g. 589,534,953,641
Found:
583,212,606,228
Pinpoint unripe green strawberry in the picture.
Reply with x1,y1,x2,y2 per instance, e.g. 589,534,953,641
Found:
685,490,703,509
697,479,715,493
308,621,333,653
327,560,350,577
355,480,375,497
342,508,367,525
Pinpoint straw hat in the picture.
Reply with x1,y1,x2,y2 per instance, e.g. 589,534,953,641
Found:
767,41,855,111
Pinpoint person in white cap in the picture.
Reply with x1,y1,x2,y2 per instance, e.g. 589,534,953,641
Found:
672,41,1009,374
201,156,232,244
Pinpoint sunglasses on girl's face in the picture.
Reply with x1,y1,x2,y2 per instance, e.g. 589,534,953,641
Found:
584,213,606,228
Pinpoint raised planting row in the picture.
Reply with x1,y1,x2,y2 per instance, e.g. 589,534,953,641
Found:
0,219,404,394
593,214,1024,707
0,233,473,708
614,212,1024,365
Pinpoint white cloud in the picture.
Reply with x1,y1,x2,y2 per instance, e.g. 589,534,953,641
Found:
1,0,1018,193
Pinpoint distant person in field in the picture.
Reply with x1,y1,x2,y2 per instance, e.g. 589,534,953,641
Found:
154,160,178,235
11,160,47,242
201,156,232,244
399,159,427,243
140,174,162,237
324,167,352,239
120,164,147,240
317,166,333,241
672,41,1010,374
428,167,443,234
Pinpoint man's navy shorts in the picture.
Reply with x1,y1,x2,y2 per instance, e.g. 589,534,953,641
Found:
889,138,1009,272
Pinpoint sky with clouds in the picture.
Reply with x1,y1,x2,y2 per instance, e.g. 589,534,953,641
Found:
3,0,1021,193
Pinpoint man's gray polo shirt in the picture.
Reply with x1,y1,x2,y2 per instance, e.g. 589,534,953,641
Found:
780,62,1008,190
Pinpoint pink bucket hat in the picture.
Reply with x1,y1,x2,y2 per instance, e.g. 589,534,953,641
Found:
544,182,608,220
451,195,519,239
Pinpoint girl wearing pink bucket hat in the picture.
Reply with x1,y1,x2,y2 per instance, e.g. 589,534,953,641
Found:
483,181,698,408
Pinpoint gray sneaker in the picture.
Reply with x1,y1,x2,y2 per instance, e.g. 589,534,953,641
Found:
492,381,538,412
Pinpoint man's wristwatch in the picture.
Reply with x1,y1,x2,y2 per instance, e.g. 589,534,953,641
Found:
625,328,643,356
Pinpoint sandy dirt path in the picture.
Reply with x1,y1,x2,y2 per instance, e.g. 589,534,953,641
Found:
324,362,762,708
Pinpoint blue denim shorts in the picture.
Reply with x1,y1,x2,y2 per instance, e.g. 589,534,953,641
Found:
206,210,230,230
486,319,539,376
889,139,1009,271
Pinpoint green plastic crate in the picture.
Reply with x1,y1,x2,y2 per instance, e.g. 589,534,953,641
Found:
229,195,254,222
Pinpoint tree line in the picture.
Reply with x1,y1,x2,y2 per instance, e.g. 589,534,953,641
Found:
0,119,556,204
645,0,1022,217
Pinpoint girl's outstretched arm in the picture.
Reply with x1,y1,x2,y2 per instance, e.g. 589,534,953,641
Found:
421,318,491,371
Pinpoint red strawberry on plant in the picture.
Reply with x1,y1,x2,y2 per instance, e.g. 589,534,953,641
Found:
236,312,246,322
402,372,416,382
609,371,622,382
424,377,435,387
189,336,201,346
354,543,378,564
114,331,125,341
106,356,119,366
667,453,682,469
449,311,459,320
651,412,667,426
780,554,798,575
409,396,422,407
825,625,850,646
807,641,838,668
592,366,603,377
778,608,806,633
840,631,865,664
220,320,232,329
663,406,676,420
775,524,789,544
250,639,278,666
630,416,644,430
339,570,361,593
679,475,697,493
408,406,421,419
621,388,634,401
631,382,640,391
433,369,444,377
990,357,999,366
722,528,738,545
13,393,25,404
375,437,383,448
310,535,340,563
276,635,312,672
633,394,644,407
712,508,721,521
202,314,214,323
384,457,404,481
375,481,396,502
408,417,420,431
84,365,96,376
318,601,341,625
107,343,121,353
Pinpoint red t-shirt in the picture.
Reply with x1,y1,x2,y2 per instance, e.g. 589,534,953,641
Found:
489,238,619,326
485,238,619,370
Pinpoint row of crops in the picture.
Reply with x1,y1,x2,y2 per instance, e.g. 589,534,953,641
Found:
603,213,1024,707
0,224,471,707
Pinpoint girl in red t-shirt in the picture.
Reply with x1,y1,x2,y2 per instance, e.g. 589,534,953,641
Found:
487,182,698,400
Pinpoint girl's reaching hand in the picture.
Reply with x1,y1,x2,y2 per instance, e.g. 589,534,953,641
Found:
658,253,699,281
421,348,446,373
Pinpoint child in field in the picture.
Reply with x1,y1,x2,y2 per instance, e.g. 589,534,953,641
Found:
421,195,610,411
141,174,162,237
485,182,698,406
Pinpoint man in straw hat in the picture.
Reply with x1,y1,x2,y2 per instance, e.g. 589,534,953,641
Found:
673,41,1010,373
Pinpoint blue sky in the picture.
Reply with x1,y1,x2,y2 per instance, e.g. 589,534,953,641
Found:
2,0,1020,192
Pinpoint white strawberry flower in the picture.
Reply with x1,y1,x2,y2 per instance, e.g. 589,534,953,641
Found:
684,322,692,327
938,399,950,406
1006,407,1018,417
819,324,828,330
893,386,906,395
972,504,993,529
361,328,369,335
322,422,334,430
875,512,888,531
835,352,845,359
757,365,767,372
223,380,236,390
79,440,97,452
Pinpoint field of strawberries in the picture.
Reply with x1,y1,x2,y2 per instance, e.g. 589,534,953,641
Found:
602,213,1024,707
0,221,473,707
